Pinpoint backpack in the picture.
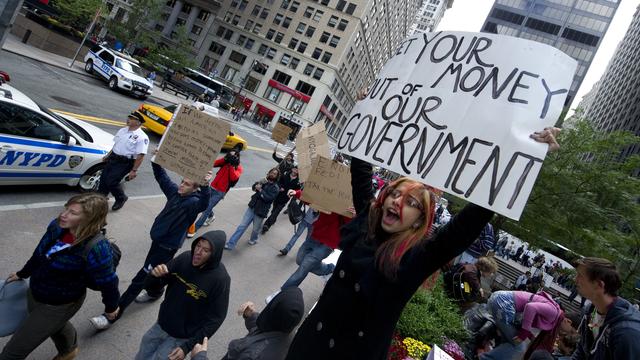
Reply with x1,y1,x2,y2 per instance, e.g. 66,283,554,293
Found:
287,198,306,225
442,263,481,302
81,231,122,290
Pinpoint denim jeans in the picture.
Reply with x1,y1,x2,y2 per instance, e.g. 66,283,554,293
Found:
135,322,188,360
226,207,265,248
194,189,225,230
283,219,313,252
480,291,526,360
281,238,334,289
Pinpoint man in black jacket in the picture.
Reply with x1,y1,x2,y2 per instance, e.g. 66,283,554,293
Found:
262,166,301,234
225,168,280,250
134,231,230,360
272,148,295,175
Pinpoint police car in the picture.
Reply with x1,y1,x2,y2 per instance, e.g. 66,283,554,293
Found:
83,44,153,99
0,82,114,190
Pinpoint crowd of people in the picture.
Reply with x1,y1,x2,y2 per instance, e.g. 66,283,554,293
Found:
2,107,639,360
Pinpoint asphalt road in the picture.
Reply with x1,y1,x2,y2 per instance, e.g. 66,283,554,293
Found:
0,51,288,206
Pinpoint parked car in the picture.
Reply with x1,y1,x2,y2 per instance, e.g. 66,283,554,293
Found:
135,103,248,151
84,44,153,99
0,82,113,190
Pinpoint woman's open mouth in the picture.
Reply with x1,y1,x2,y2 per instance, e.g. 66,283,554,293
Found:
382,207,400,225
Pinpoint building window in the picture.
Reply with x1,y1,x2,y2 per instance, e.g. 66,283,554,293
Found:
287,97,306,113
289,57,300,69
191,25,202,35
245,76,260,92
329,35,340,47
274,13,284,25
266,29,276,40
305,26,316,37
290,1,300,12
320,32,330,43
338,19,348,31
224,11,233,22
209,41,226,55
313,68,324,80
197,10,210,21
181,3,192,13
231,0,239,8
251,5,261,17
253,23,262,34
253,61,268,74
239,0,248,11
281,53,291,65
266,47,277,59
321,51,332,63
345,3,356,15
275,32,285,43
264,86,283,103
525,17,561,35
312,47,322,59
244,20,254,30
328,15,338,27
273,70,292,85
283,17,292,28
296,80,316,96
245,38,255,50
296,22,306,34
258,44,268,55
232,15,241,25
222,65,238,81
288,38,298,49
336,0,346,11
259,8,269,20
313,10,324,22
281,0,290,9
297,42,308,53
304,63,315,75
490,8,525,25
321,0,329,5
304,7,314,18
229,50,246,65
236,35,247,46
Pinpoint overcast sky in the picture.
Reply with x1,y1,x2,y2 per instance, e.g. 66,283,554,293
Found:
437,0,639,112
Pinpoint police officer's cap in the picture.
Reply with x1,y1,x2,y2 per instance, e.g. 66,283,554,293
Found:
128,112,145,123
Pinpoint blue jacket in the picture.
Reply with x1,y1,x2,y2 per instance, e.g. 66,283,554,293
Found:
465,223,495,258
248,180,279,218
150,163,211,249
572,297,640,360
16,220,119,312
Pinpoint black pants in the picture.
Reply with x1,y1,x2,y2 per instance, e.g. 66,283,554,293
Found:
98,157,133,202
118,242,178,311
263,201,288,229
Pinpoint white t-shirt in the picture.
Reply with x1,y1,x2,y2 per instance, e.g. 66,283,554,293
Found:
112,127,149,157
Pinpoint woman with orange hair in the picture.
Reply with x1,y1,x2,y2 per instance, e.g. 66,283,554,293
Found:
285,128,560,360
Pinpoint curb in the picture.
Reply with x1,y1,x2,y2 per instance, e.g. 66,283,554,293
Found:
1,47,177,105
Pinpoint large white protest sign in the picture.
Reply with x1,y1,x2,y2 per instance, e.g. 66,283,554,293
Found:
337,32,577,219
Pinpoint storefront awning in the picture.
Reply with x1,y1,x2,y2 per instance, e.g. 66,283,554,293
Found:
268,79,311,103
255,103,276,118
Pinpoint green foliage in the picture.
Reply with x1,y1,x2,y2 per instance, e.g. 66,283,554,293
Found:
396,279,468,346
147,26,196,71
501,119,640,298
52,0,102,30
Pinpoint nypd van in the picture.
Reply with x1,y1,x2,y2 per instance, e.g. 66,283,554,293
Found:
83,44,153,99
0,82,113,190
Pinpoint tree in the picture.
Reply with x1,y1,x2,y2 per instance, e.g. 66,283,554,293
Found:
146,25,196,72
52,0,102,31
499,119,640,298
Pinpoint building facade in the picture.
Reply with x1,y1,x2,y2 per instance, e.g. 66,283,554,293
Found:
583,4,640,174
195,0,422,140
480,0,619,111
410,0,453,34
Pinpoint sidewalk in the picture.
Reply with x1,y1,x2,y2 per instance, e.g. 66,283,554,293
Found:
0,188,327,359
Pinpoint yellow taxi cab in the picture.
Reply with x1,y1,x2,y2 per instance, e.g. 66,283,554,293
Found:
135,103,248,151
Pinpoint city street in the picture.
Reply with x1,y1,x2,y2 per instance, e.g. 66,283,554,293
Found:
0,50,293,206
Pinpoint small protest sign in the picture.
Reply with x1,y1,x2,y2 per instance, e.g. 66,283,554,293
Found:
271,122,293,144
154,104,230,181
426,344,454,360
301,156,353,218
296,122,331,182
337,31,577,219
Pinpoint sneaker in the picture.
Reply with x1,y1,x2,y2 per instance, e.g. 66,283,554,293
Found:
278,249,288,256
89,315,111,330
248,240,257,245
265,290,281,304
135,290,160,303
186,223,196,238
203,214,215,226
51,347,79,360
224,243,233,250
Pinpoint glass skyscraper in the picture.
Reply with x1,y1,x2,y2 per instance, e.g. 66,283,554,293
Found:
481,0,619,111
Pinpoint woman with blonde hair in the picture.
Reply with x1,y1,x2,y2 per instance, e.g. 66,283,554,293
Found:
285,127,560,359
1,193,120,360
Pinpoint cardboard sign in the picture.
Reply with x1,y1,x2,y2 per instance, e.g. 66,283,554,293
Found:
426,345,454,360
300,156,353,218
271,122,293,144
154,105,230,181
337,32,577,220
296,122,331,182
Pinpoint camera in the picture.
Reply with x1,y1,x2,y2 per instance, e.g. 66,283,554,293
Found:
224,152,240,166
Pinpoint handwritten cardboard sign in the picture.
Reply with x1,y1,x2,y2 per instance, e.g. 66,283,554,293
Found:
426,345,454,360
271,122,293,144
296,122,331,182
300,156,353,218
154,104,230,181
337,31,577,219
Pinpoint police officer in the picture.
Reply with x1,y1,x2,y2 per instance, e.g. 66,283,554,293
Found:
98,112,149,210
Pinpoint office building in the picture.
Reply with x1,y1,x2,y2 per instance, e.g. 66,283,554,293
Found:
410,0,453,34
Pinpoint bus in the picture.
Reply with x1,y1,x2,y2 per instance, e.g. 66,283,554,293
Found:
182,68,236,110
